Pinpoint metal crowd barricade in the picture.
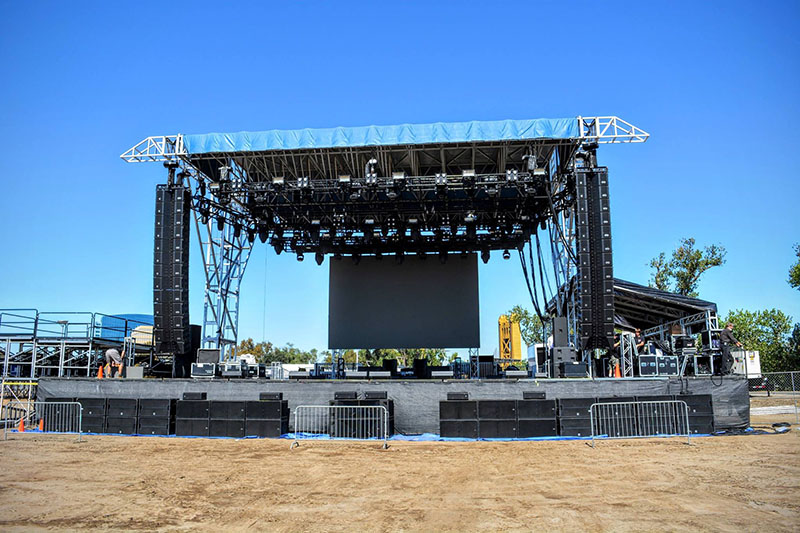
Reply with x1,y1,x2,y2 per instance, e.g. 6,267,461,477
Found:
291,405,389,449
590,400,690,447
2,401,83,442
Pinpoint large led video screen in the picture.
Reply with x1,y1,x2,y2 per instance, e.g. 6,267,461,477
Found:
328,254,480,349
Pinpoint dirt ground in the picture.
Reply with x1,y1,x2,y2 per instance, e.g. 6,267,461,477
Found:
0,402,798,532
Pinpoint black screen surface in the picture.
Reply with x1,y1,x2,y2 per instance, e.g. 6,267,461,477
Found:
328,254,480,349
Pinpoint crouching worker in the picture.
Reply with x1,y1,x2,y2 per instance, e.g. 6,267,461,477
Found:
105,347,125,378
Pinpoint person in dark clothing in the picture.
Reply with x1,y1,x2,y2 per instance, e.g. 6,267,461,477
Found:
719,323,742,375
633,328,646,353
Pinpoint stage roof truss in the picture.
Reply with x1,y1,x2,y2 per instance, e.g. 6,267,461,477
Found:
120,116,649,163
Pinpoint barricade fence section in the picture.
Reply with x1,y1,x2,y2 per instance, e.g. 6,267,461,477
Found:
2,401,83,441
748,370,799,423
292,405,389,448
590,400,690,447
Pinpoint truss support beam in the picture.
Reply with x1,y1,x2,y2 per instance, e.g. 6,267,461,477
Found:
195,213,252,362
120,135,185,163
578,116,650,143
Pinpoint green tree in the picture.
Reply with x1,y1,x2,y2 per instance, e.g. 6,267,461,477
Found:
236,338,327,364
789,244,800,291
506,305,544,346
648,252,671,291
724,309,796,372
648,238,726,297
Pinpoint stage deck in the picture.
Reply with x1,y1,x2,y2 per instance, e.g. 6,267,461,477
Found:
37,376,749,435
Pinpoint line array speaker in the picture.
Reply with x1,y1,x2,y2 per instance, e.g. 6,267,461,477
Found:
575,165,614,350
153,185,191,355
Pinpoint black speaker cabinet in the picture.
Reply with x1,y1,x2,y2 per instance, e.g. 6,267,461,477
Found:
209,419,245,438
517,419,558,438
478,420,516,438
439,420,478,438
76,398,106,417
104,417,137,435
245,400,288,420
522,391,546,400
245,419,288,438
439,400,477,420
553,316,569,347
688,416,714,435
182,392,207,400
138,399,175,418
81,415,106,433
363,391,388,400
477,400,516,420
559,418,593,437
517,400,557,419
675,394,713,416
106,398,138,418
176,418,209,437
176,400,210,419
259,392,283,401
138,417,174,435
558,398,596,418
209,401,246,420
447,392,469,401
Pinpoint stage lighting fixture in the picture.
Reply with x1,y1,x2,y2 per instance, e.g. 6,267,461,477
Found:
505,169,518,182
435,173,447,186
297,252,305,262
209,181,221,191
386,190,398,200
366,173,378,186
338,174,351,184
297,176,310,188
392,171,407,180
464,212,477,223
247,229,256,244
349,191,361,200
481,249,490,264
216,215,225,231
486,186,498,197
502,249,511,260
365,218,375,225
272,176,285,187
198,180,206,196
259,228,269,243
462,169,476,178
233,224,242,238
201,211,209,225
315,252,324,265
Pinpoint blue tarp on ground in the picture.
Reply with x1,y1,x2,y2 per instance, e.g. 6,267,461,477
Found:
183,118,579,154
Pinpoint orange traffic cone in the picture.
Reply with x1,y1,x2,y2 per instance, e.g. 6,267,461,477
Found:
38,419,44,432
97,365,104,379
614,363,622,378
17,418,25,432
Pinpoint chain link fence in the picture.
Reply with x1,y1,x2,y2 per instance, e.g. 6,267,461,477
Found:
748,371,799,423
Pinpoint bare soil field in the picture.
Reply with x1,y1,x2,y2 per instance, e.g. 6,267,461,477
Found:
0,409,798,532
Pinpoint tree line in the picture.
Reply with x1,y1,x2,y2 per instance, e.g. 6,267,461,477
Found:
235,339,450,367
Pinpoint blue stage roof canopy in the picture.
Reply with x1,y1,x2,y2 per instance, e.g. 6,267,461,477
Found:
182,117,580,155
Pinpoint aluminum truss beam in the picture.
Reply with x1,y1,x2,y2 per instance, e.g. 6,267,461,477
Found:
119,117,649,164
195,211,252,362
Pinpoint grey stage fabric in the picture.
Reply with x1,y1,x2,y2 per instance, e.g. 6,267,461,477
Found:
38,376,749,434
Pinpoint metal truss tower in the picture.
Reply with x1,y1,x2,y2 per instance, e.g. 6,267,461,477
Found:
195,214,252,361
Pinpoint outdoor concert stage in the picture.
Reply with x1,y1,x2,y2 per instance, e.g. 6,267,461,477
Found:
37,376,749,435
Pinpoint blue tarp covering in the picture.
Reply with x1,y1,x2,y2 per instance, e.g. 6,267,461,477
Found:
183,118,579,155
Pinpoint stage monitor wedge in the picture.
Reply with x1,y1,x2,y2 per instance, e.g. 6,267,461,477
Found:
328,254,480,349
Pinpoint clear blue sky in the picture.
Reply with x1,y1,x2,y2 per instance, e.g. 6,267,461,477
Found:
1,1,798,354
